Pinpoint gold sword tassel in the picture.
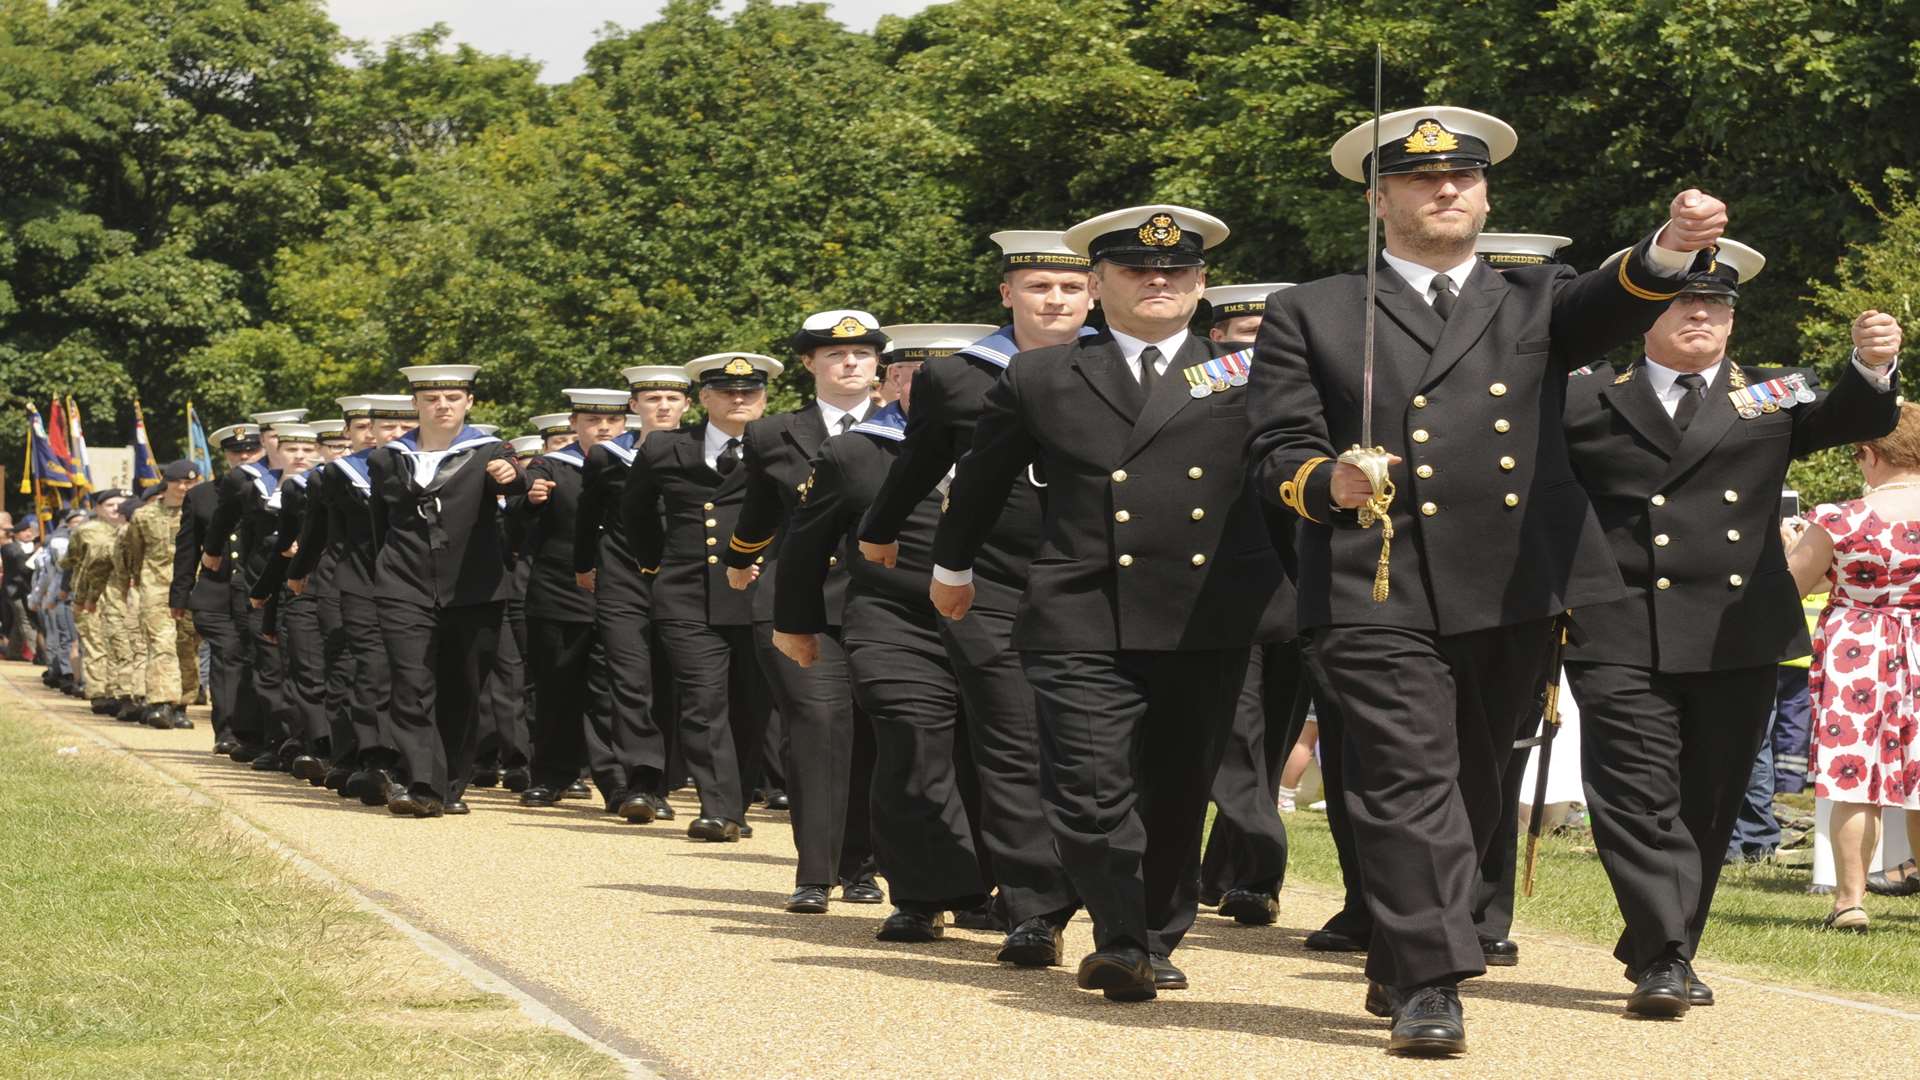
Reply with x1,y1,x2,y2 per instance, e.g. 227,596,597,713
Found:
1339,444,1395,602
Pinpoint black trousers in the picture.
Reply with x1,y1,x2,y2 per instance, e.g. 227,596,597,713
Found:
755,621,874,886
316,591,355,762
381,599,504,802
339,591,397,773
246,602,288,751
589,595,666,803
655,621,685,790
1311,671,1375,944
1306,619,1555,989
277,591,329,752
941,606,1077,925
1472,742,1533,941
191,606,245,744
848,619,987,910
476,602,531,773
526,617,601,789
1567,662,1775,969
657,620,771,824
1201,640,1306,899
1022,648,1247,957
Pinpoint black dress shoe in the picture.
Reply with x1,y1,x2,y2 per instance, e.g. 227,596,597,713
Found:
443,799,470,815
617,794,655,824
562,779,591,800
469,769,500,789
737,821,753,839
1304,927,1370,952
840,878,884,904
167,707,193,730
1479,936,1520,966
116,699,146,722
750,787,768,805
139,704,169,729
228,742,263,763
388,789,444,818
501,767,531,793
1216,888,1278,926
1681,962,1714,1006
647,793,674,821
520,785,564,807
1365,980,1398,1018
249,751,280,772
1149,954,1188,990
323,767,352,791
89,696,117,715
1389,985,1466,1056
1626,959,1691,1018
290,755,324,781
765,789,790,811
213,739,239,756
786,885,830,914
876,907,945,942
361,769,398,807
687,817,739,842
951,900,1005,931
997,917,1064,967
1076,946,1155,1002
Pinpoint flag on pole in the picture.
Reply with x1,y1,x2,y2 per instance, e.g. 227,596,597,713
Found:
66,394,94,487
43,398,88,497
131,396,161,492
185,400,214,480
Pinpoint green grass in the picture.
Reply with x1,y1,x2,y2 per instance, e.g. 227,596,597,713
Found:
0,707,624,1080
1276,807,1920,1003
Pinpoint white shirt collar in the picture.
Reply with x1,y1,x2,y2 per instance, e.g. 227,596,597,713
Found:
1381,249,1481,305
817,397,869,435
1641,355,1724,402
703,423,743,471
1107,326,1190,378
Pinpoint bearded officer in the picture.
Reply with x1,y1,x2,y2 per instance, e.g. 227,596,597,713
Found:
1249,105,1725,1054
1564,241,1900,1015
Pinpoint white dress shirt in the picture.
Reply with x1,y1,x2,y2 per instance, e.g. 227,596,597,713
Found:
703,423,743,472
818,397,870,435
1381,249,1481,306
1641,357,1725,418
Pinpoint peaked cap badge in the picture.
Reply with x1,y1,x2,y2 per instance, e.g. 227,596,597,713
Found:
1137,213,1182,248
831,316,867,338
723,356,755,376
1404,119,1459,154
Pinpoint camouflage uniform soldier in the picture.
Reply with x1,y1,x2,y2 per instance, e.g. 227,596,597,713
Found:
127,461,202,730
105,501,145,721
59,492,130,715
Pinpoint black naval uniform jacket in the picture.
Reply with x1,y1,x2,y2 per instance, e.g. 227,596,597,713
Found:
723,405,851,626
287,452,379,598
174,479,239,613
933,331,1294,652
249,469,313,601
860,328,1044,612
1248,234,1694,635
573,433,653,610
776,408,942,637
203,462,285,585
512,443,595,624
366,429,526,608
1564,357,1899,672
619,423,756,627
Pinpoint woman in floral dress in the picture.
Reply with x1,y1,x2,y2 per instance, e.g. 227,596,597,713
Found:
1787,402,1920,932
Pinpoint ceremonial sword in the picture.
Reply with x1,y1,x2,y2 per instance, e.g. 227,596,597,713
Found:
1338,44,1397,602
1521,615,1570,896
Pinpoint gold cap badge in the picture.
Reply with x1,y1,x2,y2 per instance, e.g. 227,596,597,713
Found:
1137,213,1182,248
723,356,755,376
1404,120,1460,154
831,315,867,338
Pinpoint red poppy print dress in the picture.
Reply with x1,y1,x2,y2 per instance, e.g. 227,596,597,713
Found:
1808,501,1920,809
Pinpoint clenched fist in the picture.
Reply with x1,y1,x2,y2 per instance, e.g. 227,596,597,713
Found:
1853,310,1903,369
726,565,759,591
527,477,557,504
1331,455,1401,510
1657,189,1728,252
773,630,819,667
485,457,519,486
858,540,899,568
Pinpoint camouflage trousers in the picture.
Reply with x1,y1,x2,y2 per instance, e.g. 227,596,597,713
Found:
137,582,200,705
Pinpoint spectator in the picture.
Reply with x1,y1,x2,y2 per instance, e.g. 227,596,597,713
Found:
1786,402,1920,932
1725,588,1823,863
3,515,42,662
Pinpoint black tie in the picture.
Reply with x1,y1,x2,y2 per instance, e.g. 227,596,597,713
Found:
717,437,741,476
837,413,857,434
1430,274,1456,321
1672,372,1708,432
1138,345,1163,393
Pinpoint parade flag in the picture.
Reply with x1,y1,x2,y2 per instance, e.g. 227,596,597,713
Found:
24,402,83,530
185,400,213,479
131,396,161,492
66,395,94,487
31,402,84,492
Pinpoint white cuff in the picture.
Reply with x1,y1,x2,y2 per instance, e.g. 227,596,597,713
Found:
1644,224,1695,273
1852,348,1899,391
931,564,973,587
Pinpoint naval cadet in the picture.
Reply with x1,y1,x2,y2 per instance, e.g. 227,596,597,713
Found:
248,423,328,781
1249,105,1726,1054
858,230,1089,953
725,309,884,913
1562,241,1901,1016
173,423,262,755
932,204,1295,1002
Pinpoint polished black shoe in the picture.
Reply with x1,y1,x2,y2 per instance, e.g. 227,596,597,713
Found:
1149,954,1188,990
520,785,564,807
1681,961,1714,1006
213,739,239,756
228,742,264,763
1389,985,1466,1056
951,899,1005,931
443,799,470,815
996,916,1064,967
166,707,193,730
323,767,352,791
1075,946,1155,1002
500,767,531,793
468,769,500,789
1625,959,1692,1018
562,779,591,800
388,788,445,818
687,816,740,842
617,794,656,824
289,755,325,781
876,907,945,942
89,696,117,715
1304,927,1370,952
360,769,398,807
1365,980,1398,1018
249,750,280,772
1217,888,1278,926
737,822,754,839
840,878,884,905
750,787,768,806
116,698,146,722
139,704,170,729
647,793,675,821
786,885,830,914
765,789,790,811
1480,937,1520,967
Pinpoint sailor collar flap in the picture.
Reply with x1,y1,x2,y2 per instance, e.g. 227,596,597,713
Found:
851,403,908,442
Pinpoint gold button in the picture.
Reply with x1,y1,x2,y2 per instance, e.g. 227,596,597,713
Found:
1654,534,1670,547
1499,456,1515,471
705,537,717,546
1112,470,1128,483
707,555,719,565
1730,574,1744,587
1412,429,1430,443
705,518,718,527
1118,554,1134,567
755,557,764,565
1413,395,1428,409
1494,419,1510,433
1724,490,1739,503
1421,502,1438,516
703,502,715,511
1490,382,1508,396
1656,577,1672,590
1504,493,1519,508
1727,529,1741,542
1415,464,1433,479
829,556,838,566
1114,510,1131,523
1191,553,1207,566
1651,494,1666,507
796,482,806,492
1188,466,1203,479
1190,508,1205,521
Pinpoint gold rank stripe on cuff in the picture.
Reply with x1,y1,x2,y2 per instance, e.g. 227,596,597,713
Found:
1615,250,1683,302
1278,457,1331,524
728,534,773,555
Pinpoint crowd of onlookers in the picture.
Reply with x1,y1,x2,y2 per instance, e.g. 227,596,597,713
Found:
0,510,84,686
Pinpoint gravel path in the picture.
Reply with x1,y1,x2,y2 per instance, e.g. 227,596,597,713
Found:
11,661,1914,1079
